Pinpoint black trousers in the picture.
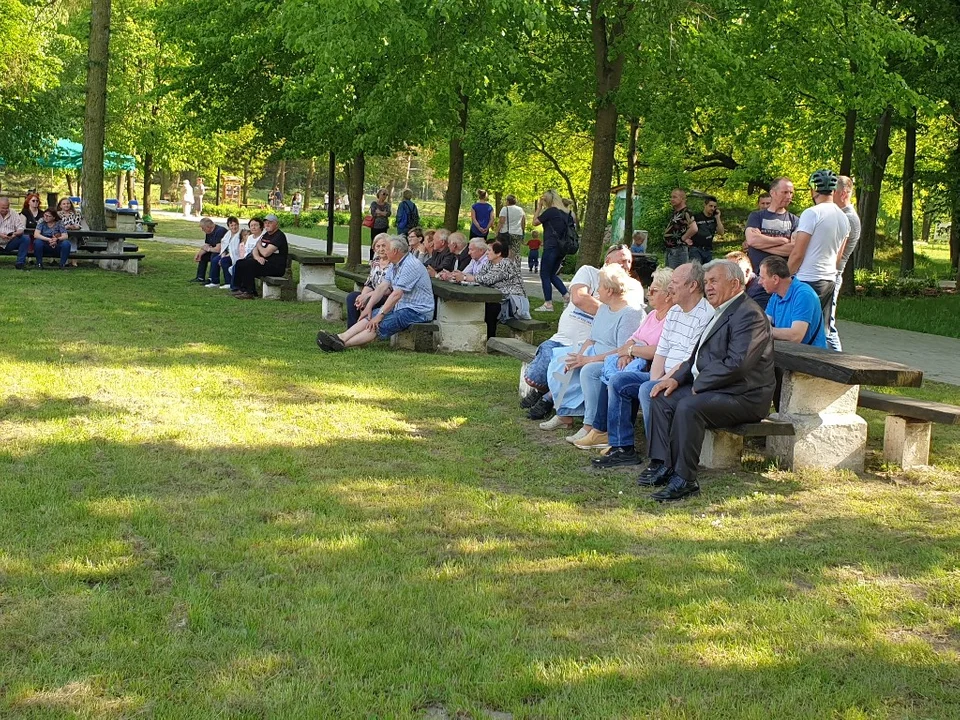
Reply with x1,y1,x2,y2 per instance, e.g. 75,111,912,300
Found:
233,255,286,294
648,385,769,483
484,302,500,339
196,251,215,281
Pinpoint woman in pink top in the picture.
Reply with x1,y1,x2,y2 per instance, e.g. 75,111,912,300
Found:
569,267,675,449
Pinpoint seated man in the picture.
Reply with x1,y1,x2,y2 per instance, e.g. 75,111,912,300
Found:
524,245,643,419
316,235,434,351
449,238,488,281
192,217,227,283
0,196,29,268
640,260,775,501
759,256,826,347
593,262,712,467
448,232,471,271
425,228,456,277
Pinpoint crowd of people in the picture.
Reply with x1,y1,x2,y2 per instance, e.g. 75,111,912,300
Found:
0,194,83,269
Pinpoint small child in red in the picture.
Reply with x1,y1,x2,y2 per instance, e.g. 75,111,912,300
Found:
526,231,542,273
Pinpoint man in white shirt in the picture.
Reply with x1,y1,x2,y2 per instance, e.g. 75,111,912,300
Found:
525,245,643,419
788,169,850,329
593,262,712,467
827,175,861,351
0,196,30,268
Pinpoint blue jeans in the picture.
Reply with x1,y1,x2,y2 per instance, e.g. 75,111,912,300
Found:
210,255,233,285
2,235,31,265
607,371,654,447
665,246,688,269
34,238,72,268
689,246,712,265
528,249,539,272
524,339,563,390
580,360,607,427
539,245,567,302
374,306,432,340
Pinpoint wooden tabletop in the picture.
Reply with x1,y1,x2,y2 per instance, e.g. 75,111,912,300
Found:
431,279,503,303
774,341,923,387
68,230,154,240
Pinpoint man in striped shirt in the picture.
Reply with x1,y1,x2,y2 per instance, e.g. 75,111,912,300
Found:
317,235,434,352
594,262,713,468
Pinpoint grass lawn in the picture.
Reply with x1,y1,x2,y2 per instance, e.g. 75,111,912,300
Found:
2,240,959,717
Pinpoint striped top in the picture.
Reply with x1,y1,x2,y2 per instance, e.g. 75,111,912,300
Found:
384,253,435,316
655,297,713,371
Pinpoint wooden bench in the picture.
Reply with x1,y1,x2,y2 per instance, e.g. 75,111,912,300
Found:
503,316,549,344
259,276,295,300
79,241,139,253
304,284,348,321
335,267,369,291
700,419,795,470
857,389,960,468
770,341,923,472
142,221,158,233
71,252,145,274
488,336,540,400
290,253,343,301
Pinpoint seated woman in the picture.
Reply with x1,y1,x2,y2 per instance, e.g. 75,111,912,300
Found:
407,227,425,259
32,208,72,269
231,215,288,299
20,193,42,257
209,216,242,288
573,267,674,451
419,230,435,264
57,197,85,267
539,264,645,432
347,234,390,327
465,239,529,339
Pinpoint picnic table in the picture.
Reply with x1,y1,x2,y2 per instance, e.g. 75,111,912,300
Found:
769,341,923,472
67,229,153,274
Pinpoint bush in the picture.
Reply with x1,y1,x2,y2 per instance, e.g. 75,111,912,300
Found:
853,268,941,297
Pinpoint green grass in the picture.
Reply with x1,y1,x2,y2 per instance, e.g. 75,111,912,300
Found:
838,294,960,339
2,242,960,718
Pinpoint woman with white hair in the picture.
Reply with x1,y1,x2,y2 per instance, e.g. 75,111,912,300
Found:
538,264,645,431
181,180,194,217
532,188,572,312
572,266,674,450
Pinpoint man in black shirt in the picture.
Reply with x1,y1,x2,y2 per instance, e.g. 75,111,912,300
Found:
691,195,725,265
425,229,456,277
192,217,227,283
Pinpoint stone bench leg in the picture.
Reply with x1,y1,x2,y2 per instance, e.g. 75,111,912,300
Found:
700,430,744,469
883,415,931,469
390,326,438,352
262,283,284,300
436,298,486,352
97,258,138,274
509,328,535,344
321,297,343,322
298,265,335,301
767,370,867,472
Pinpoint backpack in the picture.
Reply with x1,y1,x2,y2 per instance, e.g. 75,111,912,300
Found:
557,212,580,255
403,199,420,230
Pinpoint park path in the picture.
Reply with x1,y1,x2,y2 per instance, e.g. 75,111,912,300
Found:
150,210,960,387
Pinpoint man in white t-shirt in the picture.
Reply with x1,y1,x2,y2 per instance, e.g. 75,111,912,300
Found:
524,245,643,419
788,169,850,330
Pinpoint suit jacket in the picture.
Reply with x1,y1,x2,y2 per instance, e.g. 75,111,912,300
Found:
672,293,775,407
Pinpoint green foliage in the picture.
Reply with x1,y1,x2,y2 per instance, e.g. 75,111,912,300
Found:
853,268,942,297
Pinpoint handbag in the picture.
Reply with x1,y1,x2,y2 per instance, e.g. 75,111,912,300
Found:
362,215,374,228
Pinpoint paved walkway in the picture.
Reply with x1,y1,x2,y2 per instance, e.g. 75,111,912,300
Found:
151,211,960,386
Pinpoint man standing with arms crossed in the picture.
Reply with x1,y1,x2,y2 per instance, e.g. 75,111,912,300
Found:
826,175,861,351
744,178,799,311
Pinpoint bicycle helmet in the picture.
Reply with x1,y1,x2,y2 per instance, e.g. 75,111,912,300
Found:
808,169,839,193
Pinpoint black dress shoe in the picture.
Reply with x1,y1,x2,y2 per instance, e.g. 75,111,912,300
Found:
651,473,700,502
189,277,205,283
526,397,554,420
637,462,671,487
520,390,545,410
592,447,641,468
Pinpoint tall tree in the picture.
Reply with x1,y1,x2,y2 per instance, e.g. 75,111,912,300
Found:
81,0,111,231
900,108,917,275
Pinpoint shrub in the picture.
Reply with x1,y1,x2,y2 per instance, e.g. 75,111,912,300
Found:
853,268,941,297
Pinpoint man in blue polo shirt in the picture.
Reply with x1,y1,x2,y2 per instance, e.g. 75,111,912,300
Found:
316,235,434,351
758,256,826,347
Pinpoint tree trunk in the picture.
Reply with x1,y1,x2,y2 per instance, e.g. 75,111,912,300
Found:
951,109,960,274
304,157,316,209
66,174,73,196
494,191,503,215
143,153,153,216
444,91,469,232
921,210,933,243
81,0,110,231
115,174,122,204
855,106,893,271
900,109,917,276
345,151,365,268
624,117,638,245
840,108,857,177
278,159,287,197
126,170,135,203
242,161,249,204
579,1,626,267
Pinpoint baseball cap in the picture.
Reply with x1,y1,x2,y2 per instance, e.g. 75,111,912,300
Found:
265,213,279,222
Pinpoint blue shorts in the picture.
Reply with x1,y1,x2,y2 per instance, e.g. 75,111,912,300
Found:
374,306,432,340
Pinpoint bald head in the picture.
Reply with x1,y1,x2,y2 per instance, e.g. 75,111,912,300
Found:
0,197,9,213
670,189,687,210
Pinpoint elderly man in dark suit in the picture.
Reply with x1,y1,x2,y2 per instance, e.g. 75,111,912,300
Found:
639,259,776,501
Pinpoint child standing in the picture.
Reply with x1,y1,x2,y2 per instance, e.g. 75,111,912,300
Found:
526,230,542,273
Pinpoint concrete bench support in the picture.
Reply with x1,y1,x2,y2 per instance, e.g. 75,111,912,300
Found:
768,370,867,471
260,277,295,301
436,298,487,353
72,252,144,274
699,419,796,470
883,416,932,469
391,323,439,353
295,255,342,301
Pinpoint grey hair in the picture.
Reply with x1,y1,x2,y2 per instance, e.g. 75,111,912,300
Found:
468,238,488,251
686,260,706,292
770,176,793,192
434,228,450,243
703,259,745,286
448,231,467,250
386,235,409,254
199,217,214,227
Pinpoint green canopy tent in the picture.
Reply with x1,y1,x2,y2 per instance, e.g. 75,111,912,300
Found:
38,138,136,172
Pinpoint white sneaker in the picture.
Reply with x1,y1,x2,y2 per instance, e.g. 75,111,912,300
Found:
565,427,589,444
534,303,554,313
204,282,218,288
219,284,231,289
539,415,568,431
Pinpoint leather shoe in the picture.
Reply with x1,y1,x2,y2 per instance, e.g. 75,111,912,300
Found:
591,447,641,468
637,462,671,487
526,397,554,420
651,473,700,502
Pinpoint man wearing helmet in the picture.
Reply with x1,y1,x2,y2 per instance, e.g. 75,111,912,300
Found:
787,169,850,332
